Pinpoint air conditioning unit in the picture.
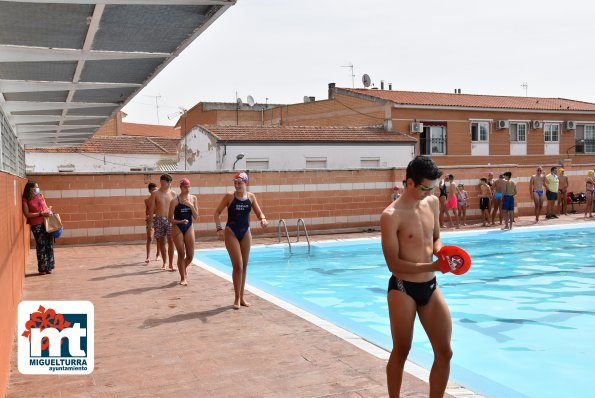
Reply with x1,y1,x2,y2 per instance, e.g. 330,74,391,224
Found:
410,122,424,133
531,120,542,129
496,120,510,129
565,121,576,130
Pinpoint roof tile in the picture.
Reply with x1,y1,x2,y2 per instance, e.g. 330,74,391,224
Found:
26,135,180,154
201,125,416,143
344,88,595,112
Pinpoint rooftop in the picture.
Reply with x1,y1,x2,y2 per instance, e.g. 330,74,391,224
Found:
25,135,179,154
200,125,417,143
341,88,595,112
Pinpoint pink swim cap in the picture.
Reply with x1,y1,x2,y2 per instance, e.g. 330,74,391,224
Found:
234,172,249,183
179,178,190,187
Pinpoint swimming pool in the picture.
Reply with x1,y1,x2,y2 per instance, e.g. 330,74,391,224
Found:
196,224,595,398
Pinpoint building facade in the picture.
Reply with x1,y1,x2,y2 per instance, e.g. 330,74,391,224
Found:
179,125,416,171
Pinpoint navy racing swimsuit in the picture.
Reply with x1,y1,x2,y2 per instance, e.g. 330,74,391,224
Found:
174,196,193,234
226,194,252,241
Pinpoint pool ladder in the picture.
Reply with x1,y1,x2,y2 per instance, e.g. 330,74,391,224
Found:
277,218,311,254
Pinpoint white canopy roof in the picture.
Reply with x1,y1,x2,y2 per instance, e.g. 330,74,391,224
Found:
0,0,235,147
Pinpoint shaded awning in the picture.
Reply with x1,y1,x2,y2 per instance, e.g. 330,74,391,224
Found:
0,0,235,147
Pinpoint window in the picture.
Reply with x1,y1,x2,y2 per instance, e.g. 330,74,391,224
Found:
420,126,446,155
471,122,489,142
1,109,25,176
360,157,380,167
544,123,559,142
246,158,269,170
576,125,595,153
305,157,327,169
510,123,527,142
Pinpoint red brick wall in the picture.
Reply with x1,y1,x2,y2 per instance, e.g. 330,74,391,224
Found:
27,164,595,246
0,172,29,395
266,95,386,127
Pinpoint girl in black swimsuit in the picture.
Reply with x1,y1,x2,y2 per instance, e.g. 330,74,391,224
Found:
168,178,198,286
213,172,268,309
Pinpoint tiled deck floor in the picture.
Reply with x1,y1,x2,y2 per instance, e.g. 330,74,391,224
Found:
8,213,590,397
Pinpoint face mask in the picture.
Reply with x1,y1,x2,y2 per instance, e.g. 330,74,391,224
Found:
33,187,40,195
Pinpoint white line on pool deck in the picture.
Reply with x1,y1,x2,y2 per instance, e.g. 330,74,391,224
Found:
194,256,484,398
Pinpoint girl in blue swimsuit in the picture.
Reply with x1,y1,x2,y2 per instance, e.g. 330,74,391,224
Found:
214,172,268,309
168,178,198,286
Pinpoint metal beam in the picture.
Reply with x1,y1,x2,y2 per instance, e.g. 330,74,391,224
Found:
3,0,235,4
12,115,109,123
17,125,102,133
0,45,169,63
0,80,141,93
4,101,119,112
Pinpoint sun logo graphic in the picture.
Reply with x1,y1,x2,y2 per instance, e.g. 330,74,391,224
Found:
18,301,94,375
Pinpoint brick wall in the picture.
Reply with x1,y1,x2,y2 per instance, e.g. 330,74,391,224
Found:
94,112,122,137
28,163,595,246
263,94,386,127
0,172,29,395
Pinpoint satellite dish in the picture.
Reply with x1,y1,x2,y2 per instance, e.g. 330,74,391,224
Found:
236,97,243,107
247,95,255,107
362,74,371,88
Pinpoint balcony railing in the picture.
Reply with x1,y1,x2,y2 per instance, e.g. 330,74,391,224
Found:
575,139,595,154
421,137,446,155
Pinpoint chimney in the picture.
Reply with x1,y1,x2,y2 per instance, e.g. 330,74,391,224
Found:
383,103,393,131
328,82,336,99
388,83,392,90
380,80,385,90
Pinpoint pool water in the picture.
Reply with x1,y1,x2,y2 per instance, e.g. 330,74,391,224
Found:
196,225,595,398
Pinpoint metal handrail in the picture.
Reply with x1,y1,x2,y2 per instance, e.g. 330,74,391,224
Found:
277,219,291,253
296,218,311,253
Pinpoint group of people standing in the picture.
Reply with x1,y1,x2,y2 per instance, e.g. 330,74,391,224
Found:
434,172,517,230
144,172,267,309
529,166,568,222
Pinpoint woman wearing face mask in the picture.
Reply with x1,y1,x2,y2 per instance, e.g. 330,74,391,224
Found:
22,181,55,274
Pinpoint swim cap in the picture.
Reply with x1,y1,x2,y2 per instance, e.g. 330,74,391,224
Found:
393,185,399,190
589,170,594,176
559,168,564,173
234,172,249,183
179,178,190,187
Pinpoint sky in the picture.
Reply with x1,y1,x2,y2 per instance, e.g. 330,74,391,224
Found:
122,0,595,125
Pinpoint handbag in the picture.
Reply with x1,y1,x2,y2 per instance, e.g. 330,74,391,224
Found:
44,212,63,234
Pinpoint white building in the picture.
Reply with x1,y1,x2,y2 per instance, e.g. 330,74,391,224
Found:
179,125,417,170
26,135,179,173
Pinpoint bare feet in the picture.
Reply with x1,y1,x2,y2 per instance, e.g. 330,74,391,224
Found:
160,264,166,271
144,259,150,265
169,266,175,272
179,280,188,286
233,303,240,310
240,300,251,307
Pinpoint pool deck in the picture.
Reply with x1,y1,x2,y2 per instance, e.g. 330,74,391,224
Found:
7,213,591,397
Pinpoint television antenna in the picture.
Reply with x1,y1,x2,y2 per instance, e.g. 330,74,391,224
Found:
143,94,161,124
362,74,371,88
521,82,528,97
341,62,355,88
